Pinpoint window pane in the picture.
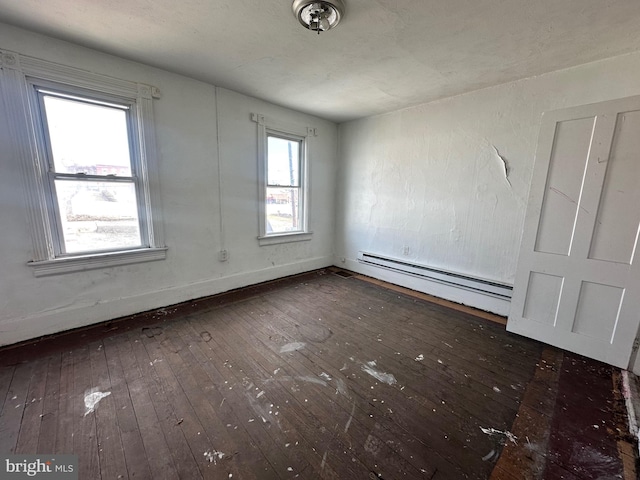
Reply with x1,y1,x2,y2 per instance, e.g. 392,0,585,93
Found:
267,136,300,186
54,179,142,253
43,94,132,176
266,187,301,233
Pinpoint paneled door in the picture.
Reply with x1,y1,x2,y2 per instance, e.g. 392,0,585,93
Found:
508,97,640,369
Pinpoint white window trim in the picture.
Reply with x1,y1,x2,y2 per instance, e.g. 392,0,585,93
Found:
27,248,168,278
0,50,166,276
252,113,314,246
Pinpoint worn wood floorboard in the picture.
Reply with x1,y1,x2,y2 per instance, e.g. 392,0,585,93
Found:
171,317,320,479
72,345,101,479
15,354,48,454
199,302,430,479
113,332,180,480
0,359,33,453
89,340,130,479
296,277,536,398
0,269,634,480
0,359,38,454
334,277,540,375
0,364,16,417
274,279,528,405
253,288,505,478
230,297,466,479
268,279,530,434
349,272,508,326
152,325,284,479
245,292,476,468
185,306,374,479
489,346,563,480
37,352,62,453
54,350,75,455
172,322,296,479
137,330,213,479
122,332,199,480
102,335,153,479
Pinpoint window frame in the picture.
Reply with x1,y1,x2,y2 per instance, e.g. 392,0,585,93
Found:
33,82,149,257
265,131,305,234
253,113,313,246
0,49,166,276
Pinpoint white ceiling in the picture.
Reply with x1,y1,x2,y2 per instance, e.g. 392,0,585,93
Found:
1,0,640,123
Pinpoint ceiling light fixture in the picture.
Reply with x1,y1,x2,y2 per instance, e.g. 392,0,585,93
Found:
292,0,345,34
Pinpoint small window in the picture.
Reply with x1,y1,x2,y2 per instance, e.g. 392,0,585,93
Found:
266,134,303,234
253,112,312,246
37,88,145,255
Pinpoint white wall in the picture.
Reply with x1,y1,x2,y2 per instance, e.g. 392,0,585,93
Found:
3,23,640,372
0,24,337,346
335,50,640,317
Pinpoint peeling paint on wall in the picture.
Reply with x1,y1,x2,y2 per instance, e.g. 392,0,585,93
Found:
492,145,512,188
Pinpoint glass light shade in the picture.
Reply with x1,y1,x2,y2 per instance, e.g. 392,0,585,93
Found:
292,0,345,33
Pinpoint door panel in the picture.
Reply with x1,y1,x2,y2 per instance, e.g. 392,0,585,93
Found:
522,272,563,326
589,110,640,265
508,97,640,369
534,117,595,256
571,282,624,340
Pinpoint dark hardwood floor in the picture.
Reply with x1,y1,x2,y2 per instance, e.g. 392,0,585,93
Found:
0,269,635,479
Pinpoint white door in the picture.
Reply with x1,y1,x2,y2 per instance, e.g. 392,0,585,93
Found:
508,96,640,369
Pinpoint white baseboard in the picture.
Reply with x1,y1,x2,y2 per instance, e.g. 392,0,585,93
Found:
0,255,333,347
338,257,511,316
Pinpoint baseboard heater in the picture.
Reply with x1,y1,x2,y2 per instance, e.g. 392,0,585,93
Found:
357,251,513,300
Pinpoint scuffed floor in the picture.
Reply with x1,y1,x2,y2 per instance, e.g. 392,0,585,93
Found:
474,345,637,479
0,269,637,479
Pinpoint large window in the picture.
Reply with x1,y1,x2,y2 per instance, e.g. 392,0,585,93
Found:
37,87,145,255
0,50,166,275
253,113,312,245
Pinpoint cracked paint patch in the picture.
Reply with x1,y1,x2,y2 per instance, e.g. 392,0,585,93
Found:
492,145,512,188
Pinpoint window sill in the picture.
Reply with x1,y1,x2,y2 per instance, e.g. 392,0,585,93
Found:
258,232,313,246
28,247,168,277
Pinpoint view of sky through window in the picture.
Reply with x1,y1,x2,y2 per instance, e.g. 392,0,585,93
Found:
42,92,142,253
43,94,132,175
266,135,302,233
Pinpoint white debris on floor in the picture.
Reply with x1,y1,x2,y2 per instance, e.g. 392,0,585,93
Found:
84,388,111,416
